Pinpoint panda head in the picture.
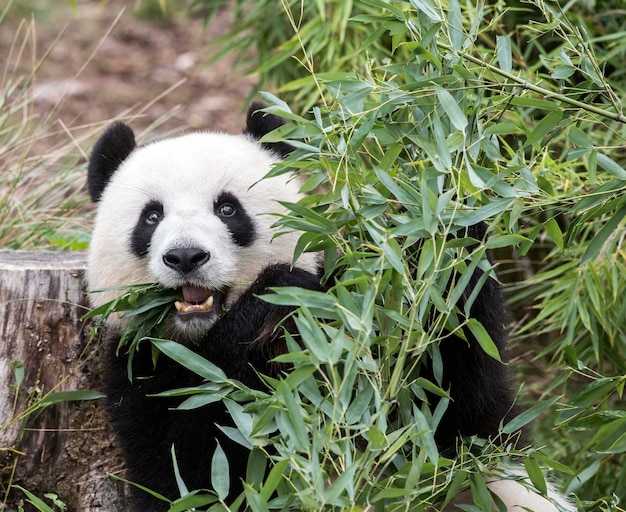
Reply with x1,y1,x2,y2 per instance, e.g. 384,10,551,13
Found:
87,104,319,341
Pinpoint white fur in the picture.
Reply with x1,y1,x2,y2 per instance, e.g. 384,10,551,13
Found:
87,131,319,323
442,470,575,511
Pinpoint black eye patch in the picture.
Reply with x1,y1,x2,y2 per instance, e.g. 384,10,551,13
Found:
131,200,164,257
214,191,256,247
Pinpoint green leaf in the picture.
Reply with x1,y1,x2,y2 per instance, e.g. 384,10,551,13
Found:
569,127,593,148
366,425,387,448
413,405,439,464
581,204,626,263
150,339,229,383
10,360,24,388
244,485,270,512
415,377,451,399
171,445,189,496
175,393,224,410
324,463,358,503
211,442,230,500
466,319,502,362
604,431,626,454
530,453,576,475
485,234,531,249
565,460,601,494
260,459,290,501
544,218,564,251
502,395,562,434
596,153,626,180
12,486,55,512
524,457,547,494
568,377,618,408
435,86,467,131
39,390,105,408
246,448,268,488
168,493,218,512
223,399,254,442
524,110,563,148
496,35,512,73
277,383,309,451
552,64,575,79
408,0,442,21
469,471,492,511
455,198,515,226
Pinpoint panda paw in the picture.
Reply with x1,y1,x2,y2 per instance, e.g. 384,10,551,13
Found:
248,263,323,296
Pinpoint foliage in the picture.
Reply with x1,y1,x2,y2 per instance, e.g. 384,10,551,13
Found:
183,0,626,509
84,0,626,508
84,283,181,378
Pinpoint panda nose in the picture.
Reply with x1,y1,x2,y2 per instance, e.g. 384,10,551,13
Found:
163,247,210,275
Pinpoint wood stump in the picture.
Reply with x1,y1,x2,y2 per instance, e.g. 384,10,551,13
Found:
0,250,128,511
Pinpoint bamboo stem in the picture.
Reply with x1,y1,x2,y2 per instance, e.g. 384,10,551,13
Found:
439,42,626,124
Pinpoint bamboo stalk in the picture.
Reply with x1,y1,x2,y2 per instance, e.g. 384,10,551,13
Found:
439,42,626,124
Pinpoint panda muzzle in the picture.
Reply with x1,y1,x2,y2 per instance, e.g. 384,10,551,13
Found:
175,286,216,313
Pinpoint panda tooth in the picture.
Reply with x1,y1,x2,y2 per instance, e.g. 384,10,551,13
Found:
174,295,214,313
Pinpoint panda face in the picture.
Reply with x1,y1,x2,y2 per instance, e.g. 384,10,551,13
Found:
87,129,318,341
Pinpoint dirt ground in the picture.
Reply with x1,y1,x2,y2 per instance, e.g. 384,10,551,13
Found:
3,0,257,139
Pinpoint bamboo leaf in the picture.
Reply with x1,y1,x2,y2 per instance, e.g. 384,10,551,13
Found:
596,153,626,180
581,204,626,263
525,110,563,148
39,390,105,407
502,396,562,434
150,339,229,383
466,319,502,362
436,86,467,131
524,457,548,494
211,442,230,500
496,35,512,73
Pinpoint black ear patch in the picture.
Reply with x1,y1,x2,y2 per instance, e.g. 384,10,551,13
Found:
244,102,294,159
88,122,136,202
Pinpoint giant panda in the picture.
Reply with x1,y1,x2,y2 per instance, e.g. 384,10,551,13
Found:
86,104,573,511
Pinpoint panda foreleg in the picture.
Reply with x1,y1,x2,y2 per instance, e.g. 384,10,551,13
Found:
106,263,322,510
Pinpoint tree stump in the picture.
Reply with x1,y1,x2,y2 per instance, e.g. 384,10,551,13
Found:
0,250,128,511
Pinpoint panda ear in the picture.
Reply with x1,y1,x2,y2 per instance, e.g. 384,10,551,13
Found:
88,122,136,202
244,102,294,159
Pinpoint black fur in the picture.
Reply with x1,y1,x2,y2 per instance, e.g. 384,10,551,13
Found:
130,200,164,257
432,223,523,448
244,102,294,158
88,121,136,202
214,191,257,247
105,264,322,511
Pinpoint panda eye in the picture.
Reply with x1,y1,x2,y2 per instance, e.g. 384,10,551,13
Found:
145,210,163,225
218,203,236,217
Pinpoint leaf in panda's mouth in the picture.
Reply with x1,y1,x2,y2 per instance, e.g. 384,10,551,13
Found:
175,286,215,313
84,283,181,379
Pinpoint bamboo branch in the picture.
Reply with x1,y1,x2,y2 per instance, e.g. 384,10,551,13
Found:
439,42,626,124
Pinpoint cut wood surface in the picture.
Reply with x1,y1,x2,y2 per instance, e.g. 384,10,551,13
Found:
0,250,128,511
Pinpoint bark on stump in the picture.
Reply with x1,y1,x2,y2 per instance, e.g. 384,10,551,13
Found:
0,250,128,511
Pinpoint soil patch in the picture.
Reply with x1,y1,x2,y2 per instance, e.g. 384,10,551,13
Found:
3,1,256,139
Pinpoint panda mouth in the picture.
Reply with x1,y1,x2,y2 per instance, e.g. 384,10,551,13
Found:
174,285,222,314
